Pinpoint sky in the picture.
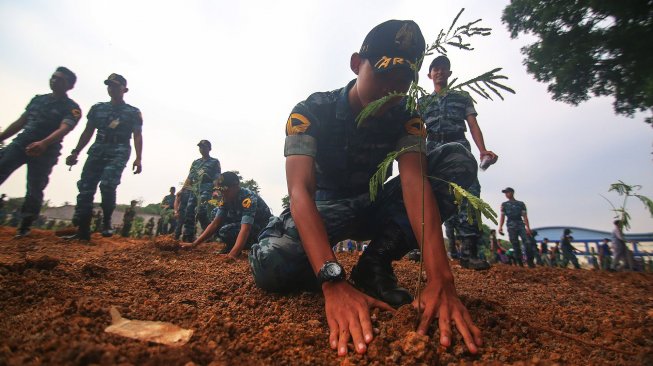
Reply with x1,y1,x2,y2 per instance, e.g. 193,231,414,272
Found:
0,0,651,234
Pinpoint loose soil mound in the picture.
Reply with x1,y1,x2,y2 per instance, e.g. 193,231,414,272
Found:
0,226,651,365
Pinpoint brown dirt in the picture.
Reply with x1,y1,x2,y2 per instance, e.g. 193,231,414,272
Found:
0,226,651,365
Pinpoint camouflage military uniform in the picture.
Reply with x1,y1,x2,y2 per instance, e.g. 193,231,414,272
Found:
418,90,481,254
211,187,272,250
121,206,136,237
175,190,191,240
0,94,81,228
72,102,142,227
161,193,176,234
249,80,477,292
559,233,580,269
182,157,221,239
501,200,533,266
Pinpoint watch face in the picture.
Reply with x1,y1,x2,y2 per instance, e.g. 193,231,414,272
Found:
325,263,342,277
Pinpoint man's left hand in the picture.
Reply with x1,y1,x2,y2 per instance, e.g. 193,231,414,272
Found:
412,279,482,354
25,141,47,156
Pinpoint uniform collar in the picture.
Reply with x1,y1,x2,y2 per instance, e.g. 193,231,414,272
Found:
335,79,357,121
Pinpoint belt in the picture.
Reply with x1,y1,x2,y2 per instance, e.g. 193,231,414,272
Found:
95,134,131,144
427,131,465,142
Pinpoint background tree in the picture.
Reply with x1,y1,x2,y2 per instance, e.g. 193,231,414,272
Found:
502,0,653,125
232,171,260,194
281,194,290,210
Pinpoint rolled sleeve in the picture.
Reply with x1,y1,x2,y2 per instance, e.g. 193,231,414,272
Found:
241,215,255,225
284,135,317,157
395,135,425,157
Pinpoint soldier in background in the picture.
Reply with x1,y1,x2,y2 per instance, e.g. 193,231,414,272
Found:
559,228,581,269
121,200,137,237
144,217,155,238
92,210,103,233
418,55,496,270
160,186,176,234
174,189,191,240
179,140,221,242
498,187,534,267
0,67,82,238
65,73,143,241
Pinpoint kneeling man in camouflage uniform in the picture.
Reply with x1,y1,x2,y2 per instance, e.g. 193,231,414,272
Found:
248,20,482,357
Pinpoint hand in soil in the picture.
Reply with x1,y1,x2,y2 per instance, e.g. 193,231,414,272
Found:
412,279,483,354
322,281,394,356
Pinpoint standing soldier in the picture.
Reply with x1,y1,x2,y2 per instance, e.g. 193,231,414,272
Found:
180,140,221,242
529,229,543,266
498,187,534,267
174,189,191,240
121,200,137,237
160,186,176,234
144,217,155,238
92,210,104,233
64,73,143,241
559,228,581,269
0,67,82,238
0,193,7,224
418,56,497,270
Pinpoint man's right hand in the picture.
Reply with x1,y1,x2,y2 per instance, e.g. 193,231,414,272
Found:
498,228,504,236
322,281,394,356
65,154,78,166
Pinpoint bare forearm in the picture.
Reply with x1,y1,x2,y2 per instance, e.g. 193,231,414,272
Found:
466,116,488,153
194,217,222,245
133,132,143,160
0,114,27,141
72,126,95,152
290,191,334,274
229,224,251,255
40,124,72,147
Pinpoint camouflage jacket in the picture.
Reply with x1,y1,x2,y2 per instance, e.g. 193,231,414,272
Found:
12,94,81,153
214,187,271,227
501,200,527,228
284,79,426,197
418,89,476,140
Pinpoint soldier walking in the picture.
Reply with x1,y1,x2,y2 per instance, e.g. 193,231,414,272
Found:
179,140,220,242
64,73,143,241
121,200,137,237
0,67,82,238
498,187,534,267
418,56,497,270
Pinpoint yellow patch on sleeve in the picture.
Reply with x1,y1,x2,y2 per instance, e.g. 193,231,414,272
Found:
404,118,426,137
242,198,252,209
286,113,311,135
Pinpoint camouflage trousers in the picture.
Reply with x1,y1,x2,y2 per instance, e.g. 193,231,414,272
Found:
74,144,130,223
0,142,59,226
217,220,265,250
183,185,213,239
428,139,481,240
175,191,191,239
249,143,476,292
507,224,533,265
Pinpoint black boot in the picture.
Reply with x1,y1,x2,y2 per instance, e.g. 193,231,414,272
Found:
63,215,91,242
101,219,114,237
459,236,491,270
350,223,413,308
14,217,33,239
445,223,459,259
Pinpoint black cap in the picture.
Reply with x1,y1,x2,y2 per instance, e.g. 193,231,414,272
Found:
501,187,514,193
564,228,573,235
104,73,127,87
197,140,211,148
429,55,451,72
359,20,425,76
216,171,240,188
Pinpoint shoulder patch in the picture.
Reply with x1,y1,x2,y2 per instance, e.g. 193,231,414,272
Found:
404,118,426,137
242,198,252,209
71,109,82,119
286,113,311,135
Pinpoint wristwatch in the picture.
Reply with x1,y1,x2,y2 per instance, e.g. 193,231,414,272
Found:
317,260,345,285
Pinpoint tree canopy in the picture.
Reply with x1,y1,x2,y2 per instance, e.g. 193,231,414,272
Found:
502,0,653,125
